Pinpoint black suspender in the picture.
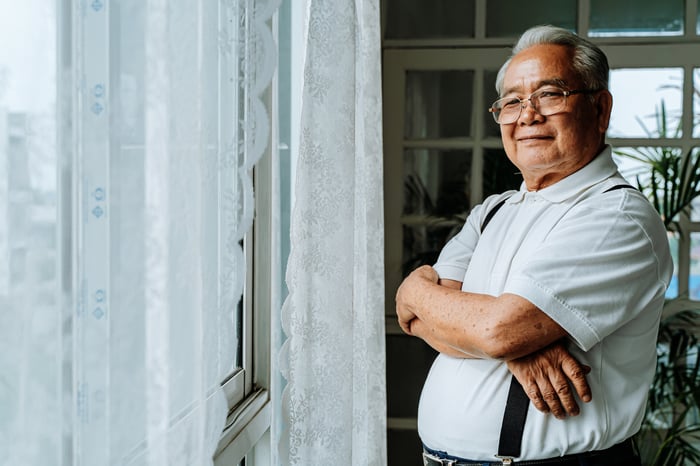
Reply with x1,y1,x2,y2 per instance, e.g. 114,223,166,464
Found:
602,184,635,193
480,183,635,461
497,377,531,460
480,197,509,233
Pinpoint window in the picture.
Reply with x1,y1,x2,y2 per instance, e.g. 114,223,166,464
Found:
0,1,291,464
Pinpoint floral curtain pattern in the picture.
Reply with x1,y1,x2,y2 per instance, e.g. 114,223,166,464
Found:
1,0,278,464
277,0,387,463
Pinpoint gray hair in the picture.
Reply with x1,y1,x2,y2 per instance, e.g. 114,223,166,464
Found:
495,25,609,96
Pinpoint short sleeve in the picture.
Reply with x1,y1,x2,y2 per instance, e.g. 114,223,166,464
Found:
503,191,672,351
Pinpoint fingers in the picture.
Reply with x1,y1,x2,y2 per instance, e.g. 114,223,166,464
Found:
415,264,438,282
398,318,412,335
522,380,549,414
547,373,579,418
530,365,590,419
524,378,576,419
509,348,592,419
522,374,565,419
563,359,592,403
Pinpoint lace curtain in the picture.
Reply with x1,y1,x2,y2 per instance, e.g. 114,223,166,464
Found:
1,1,277,464
277,0,387,464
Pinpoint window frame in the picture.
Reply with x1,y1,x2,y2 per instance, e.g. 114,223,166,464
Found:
214,117,275,466
214,0,296,460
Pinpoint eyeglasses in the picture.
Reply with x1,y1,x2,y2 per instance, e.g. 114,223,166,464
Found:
488,88,601,124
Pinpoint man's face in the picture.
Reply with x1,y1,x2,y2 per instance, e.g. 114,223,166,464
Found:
499,44,612,190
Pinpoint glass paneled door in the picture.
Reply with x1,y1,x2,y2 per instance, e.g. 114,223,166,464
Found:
382,48,521,464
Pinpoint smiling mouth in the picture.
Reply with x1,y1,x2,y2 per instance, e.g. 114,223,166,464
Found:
517,135,553,142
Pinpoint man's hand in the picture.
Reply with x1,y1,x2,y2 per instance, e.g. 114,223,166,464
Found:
395,265,439,335
506,341,592,419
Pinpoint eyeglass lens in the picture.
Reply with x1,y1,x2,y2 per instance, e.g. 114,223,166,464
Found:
492,90,568,124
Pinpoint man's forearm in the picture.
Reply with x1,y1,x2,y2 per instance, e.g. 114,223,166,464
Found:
397,266,592,418
396,265,567,360
409,318,481,359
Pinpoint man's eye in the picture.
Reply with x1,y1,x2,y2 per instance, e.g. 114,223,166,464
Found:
538,90,563,98
501,99,520,109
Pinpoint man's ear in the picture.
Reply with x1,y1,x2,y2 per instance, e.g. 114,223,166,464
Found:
596,90,613,133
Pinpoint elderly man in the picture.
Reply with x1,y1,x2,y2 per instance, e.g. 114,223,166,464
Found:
396,25,672,466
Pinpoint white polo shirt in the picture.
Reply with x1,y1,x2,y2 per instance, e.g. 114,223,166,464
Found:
418,146,673,460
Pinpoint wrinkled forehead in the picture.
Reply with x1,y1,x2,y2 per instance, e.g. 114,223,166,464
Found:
502,44,579,94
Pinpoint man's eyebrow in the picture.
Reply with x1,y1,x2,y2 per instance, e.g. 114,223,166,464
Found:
502,78,569,96
539,78,568,88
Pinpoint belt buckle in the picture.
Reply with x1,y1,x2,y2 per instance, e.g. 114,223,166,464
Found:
494,455,514,465
422,451,457,466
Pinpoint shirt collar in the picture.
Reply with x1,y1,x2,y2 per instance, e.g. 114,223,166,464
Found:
506,145,618,204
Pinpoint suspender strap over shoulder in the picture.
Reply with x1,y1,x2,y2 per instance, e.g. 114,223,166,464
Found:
603,184,635,193
480,197,509,233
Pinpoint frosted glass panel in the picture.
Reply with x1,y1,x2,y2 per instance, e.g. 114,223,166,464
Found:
384,0,475,39
590,0,683,37
608,68,683,138
404,70,473,139
486,0,576,38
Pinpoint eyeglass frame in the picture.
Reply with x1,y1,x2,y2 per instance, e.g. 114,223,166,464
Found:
488,87,602,124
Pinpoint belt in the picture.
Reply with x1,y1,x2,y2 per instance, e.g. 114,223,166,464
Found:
422,438,637,466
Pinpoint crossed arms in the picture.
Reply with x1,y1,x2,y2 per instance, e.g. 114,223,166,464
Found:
396,264,591,419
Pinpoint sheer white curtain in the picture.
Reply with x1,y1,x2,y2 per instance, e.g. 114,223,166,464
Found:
277,0,387,464
1,1,277,465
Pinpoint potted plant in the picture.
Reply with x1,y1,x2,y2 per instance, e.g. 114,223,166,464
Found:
615,101,700,465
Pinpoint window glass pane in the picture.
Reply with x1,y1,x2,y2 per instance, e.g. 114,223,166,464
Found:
694,69,700,138
613,145,682,216
403,148,471,273
691,232,700,299
403,223,460,275
690,148,700,222
384,0,475,40
698,0,700,34
0,2,59,459
667,232,679,299
608,68,683,138
405,70,473,139
403,149,471,216
612,147,646,183
590,0,683,37
486,0,576,38
484,71,502,139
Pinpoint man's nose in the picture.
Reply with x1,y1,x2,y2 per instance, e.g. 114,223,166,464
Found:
518,99,543,124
